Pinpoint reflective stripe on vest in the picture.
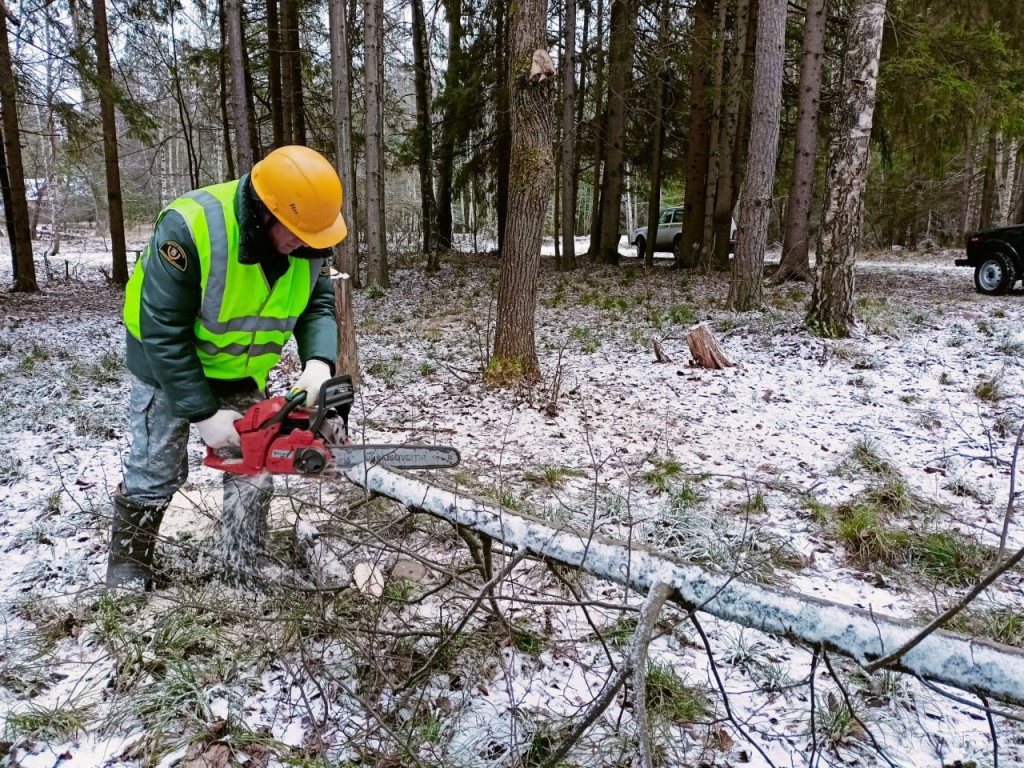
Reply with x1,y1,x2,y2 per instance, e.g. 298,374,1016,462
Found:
124,179,324,388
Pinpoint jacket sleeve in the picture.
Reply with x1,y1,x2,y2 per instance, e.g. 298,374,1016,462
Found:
137,213,220,422
293,271,339,369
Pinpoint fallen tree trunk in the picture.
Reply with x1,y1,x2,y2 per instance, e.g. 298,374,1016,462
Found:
346,463,1024,708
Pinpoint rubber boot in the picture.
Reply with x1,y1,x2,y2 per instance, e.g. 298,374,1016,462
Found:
105,488,167,591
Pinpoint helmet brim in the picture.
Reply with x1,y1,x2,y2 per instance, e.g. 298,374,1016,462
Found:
283,212,348,250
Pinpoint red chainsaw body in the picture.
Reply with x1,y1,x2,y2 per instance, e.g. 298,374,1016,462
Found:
203,395,333,476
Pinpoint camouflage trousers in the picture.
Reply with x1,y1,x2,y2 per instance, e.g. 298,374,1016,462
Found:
121,374,273,575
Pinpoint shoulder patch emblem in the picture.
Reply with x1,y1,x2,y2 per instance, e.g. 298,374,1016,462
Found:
159,241,187,272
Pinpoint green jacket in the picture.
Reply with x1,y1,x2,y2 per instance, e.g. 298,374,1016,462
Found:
124,176,337,422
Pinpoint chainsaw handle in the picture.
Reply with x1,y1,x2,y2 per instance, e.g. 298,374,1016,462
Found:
260,391,305,429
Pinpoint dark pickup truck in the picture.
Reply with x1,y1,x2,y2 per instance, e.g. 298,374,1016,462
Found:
957,224,1024,294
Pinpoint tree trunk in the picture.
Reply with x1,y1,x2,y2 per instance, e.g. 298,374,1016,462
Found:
645,0,671,269
0,11,35,291
225,0,253,170
363,0,388,287
348,463,1024,710
490,2,555,382
699,0,728,267
333,274,361,387
411,0,439,268
436,0,463,250
959,123,976,237
494,0,511,256
267,0,285,149
574,0,591,237
279,0,305,145
980,125,997,231
585,0,605,258
329,0,359,282
218,0,236,179
710,0,751,272
91,0,128,286
728,0,786,311
677,0,714,269
0,124,19,282
595,0,635,265
559,0,577,272
775,0,827,283
280,0,296,145
807,0,887,337
997,137,1015,227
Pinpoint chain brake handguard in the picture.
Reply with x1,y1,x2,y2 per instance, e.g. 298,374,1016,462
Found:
204,375,355,476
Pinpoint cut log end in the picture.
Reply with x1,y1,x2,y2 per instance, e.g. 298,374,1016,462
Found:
686,323,734,369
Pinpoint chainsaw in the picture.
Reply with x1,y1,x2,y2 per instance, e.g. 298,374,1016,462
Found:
204,375,461,476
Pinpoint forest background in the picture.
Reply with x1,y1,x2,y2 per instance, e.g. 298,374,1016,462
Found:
4,0,1024,767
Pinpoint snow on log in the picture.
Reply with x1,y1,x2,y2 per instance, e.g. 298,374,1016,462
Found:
346,463,1024,708
686,323,734,369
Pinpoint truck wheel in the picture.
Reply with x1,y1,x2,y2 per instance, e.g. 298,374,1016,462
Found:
634,236,646,259
974,253,1017,295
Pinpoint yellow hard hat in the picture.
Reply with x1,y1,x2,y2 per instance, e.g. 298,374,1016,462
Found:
250,145,348,249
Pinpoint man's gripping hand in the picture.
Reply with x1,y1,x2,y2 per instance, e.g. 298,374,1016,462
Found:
290,360,332,407
196,409,243,449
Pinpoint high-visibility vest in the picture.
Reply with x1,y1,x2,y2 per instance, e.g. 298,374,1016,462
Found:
124,180,323,388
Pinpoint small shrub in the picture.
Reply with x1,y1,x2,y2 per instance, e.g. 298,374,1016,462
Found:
670,303,698,326
644,664,712,724
419,361,438,377
5,702,91,742
974,376,1003,402
523,464,587,490
851,438,895,477
364,283,387,300
996,336,1024,357
643,458,684,494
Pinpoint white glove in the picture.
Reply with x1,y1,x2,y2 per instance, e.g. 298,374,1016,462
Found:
290,360,332,406
196,409,243,449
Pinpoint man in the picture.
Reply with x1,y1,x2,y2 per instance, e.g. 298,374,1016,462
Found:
107,145,348,590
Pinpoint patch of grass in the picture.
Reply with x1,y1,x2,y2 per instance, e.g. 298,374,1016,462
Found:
364,283,387,300
523,464,587,490
0,454,25,483
419,361,438,377
851,438,896,477
598,295,629,313
941,606,1024,646
939,371,955,386
600,616,640,648
740,489,768,515
815,691,864,748
366,356,403,387
996,336,1024,357
670,303,698,326
510,620,547,656
5,701,91,742
643,457,685,494
715,316,739,333
974,376,1003,402
383,578,419,605
16,344,51,373
976,320,994,337
644,664,712,724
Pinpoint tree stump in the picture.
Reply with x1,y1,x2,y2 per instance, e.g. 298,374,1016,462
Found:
686,323,734,369
333,272,361,387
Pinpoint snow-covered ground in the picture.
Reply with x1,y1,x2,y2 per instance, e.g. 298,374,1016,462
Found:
1,233,1023,767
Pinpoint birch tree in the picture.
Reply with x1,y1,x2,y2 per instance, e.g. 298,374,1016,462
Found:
490,0,555,382
774,0,827,283
363,0,388,287
808,0,888,336
729,0,786,311
0,6,36,291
